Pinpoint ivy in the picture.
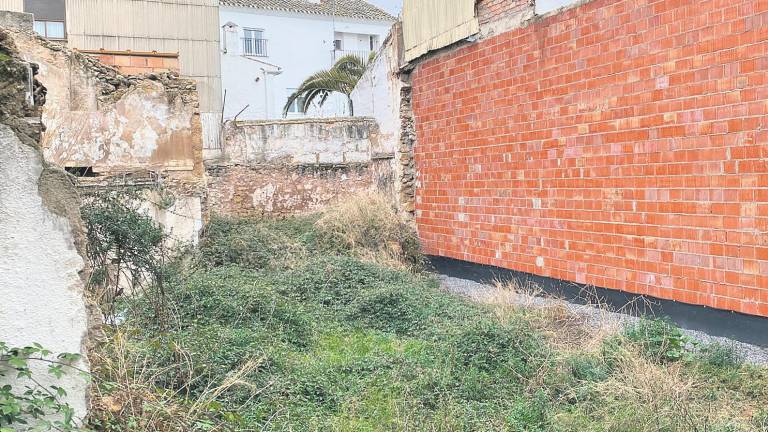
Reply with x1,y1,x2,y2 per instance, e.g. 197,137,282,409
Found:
0,342,90,431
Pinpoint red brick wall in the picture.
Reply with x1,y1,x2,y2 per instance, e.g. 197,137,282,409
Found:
86,52,180,75
412,0,768,316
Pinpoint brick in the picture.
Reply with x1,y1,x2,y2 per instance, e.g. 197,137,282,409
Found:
411,0,768,317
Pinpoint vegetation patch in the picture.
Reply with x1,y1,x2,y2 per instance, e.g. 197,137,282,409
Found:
83,195,768,431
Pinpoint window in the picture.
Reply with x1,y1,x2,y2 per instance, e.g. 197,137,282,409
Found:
369,35,379,51
33,20,65,39
286,89,307,114
334,39,343,50
243,28,267,56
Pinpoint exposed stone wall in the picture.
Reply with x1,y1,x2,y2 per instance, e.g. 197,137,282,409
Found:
208,117,396,217
411,0,768,316
0,25,95,425
207,162,394,217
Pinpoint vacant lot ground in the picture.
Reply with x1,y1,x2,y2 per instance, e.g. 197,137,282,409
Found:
89,194,768,431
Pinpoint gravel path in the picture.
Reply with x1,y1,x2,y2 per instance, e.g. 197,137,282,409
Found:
440,275,768,366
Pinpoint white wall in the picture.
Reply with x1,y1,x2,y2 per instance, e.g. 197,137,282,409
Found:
220,7,393,120
535,0,580,15
350,33,401,155
0,124,90,423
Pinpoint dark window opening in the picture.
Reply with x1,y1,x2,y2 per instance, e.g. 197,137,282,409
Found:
65,166,98,177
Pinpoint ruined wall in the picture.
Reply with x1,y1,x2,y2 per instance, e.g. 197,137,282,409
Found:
208,118,395,217
221,118,378,165
0,26,93,424
2,17,206,245
7,29,204,175
476,0,534,37
82,50,181,76
412,0,768,316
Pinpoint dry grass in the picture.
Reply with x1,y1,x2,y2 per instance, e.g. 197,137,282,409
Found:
89,329,264,431
486,279,620,352
315,191,422,268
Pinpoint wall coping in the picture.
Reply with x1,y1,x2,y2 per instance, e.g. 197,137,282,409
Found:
231,117,376,127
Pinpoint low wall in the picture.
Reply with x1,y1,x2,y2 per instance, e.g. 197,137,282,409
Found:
208,118,395,217
220,117,379,165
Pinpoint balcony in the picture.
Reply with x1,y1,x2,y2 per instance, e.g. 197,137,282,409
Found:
332,49,374,61
243,38,268,57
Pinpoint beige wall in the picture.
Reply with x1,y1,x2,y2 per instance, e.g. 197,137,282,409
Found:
402,0,478,62
0,0,22,12
64,0,221,115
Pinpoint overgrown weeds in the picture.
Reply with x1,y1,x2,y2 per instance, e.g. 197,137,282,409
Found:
315,191,423,268
86,196,768,431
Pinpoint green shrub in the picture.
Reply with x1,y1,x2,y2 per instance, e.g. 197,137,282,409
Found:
698,342,744,369
198,216,312,270
624,318,692,363
81,189,170,323
568,354,609,382
451,319,545,376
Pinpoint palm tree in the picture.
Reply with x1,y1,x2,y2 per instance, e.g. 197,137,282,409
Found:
283,53,373,117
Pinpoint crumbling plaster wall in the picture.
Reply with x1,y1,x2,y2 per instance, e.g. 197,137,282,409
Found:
208,117,396,217
0,25,94,424
221,118,378,165
3,19,206,245
350,23,418,218
7,29,204,175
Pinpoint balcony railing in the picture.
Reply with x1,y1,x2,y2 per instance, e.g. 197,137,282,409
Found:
332,49,374,61
243,38,268,57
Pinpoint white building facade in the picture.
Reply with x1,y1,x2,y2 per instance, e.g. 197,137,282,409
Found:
220,0,395,121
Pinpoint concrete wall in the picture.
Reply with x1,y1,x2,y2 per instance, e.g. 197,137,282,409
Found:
0,24,92,424
411,0,768,317
221,117,378,165
219,6,393,120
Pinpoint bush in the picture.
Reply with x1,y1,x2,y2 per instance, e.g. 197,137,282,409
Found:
198,216,312,270
315,191,423,268
568,354,609,382
166,267,313,346
698,342,744,369
451,319,546,376
81,189,170,324
624,318,692,363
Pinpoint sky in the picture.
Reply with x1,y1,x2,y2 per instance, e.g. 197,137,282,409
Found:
367,0,402,16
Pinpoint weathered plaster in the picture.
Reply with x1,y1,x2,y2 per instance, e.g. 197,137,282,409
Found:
7,29,203,175
222,117,378,165
0,124,91,422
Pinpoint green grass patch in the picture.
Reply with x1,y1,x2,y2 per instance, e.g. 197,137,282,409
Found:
91,214,768,432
